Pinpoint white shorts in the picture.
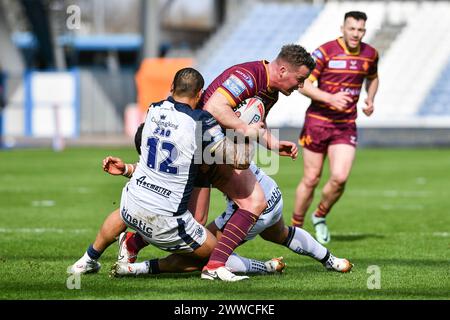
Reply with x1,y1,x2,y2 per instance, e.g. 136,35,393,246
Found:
214,194,283,241
120,186,207,253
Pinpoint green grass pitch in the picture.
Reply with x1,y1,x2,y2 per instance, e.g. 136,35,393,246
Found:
0,147,449,299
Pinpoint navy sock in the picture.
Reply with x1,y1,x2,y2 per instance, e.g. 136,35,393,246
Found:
319,250,330,264
86,244,102,260
148,259,161,274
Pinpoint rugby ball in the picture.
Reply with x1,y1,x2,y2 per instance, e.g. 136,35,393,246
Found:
234,97,265,125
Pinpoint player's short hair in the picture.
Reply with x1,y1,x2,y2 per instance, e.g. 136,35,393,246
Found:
171,67,204,98
134,122,144,155
345,11,367,22
276,44,316,72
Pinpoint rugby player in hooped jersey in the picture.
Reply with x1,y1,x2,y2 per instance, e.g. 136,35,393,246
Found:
292,11,379,244
193,45,316,280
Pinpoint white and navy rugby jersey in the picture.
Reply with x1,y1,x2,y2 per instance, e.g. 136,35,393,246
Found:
127,96,219,216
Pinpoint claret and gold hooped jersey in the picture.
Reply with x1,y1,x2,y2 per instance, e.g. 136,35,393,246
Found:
199,60,279,119
307,37,378,124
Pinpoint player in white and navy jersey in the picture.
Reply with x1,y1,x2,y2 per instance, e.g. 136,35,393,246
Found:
120,68,210,251
116,67,248,281
68,68,276,281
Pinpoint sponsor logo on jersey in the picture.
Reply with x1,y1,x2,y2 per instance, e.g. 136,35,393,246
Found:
329,60,347,69
312,49,323,61
151,116,179,130
136,176,172,198
349,60,358,70
342,88,361,96
235,69,254,88
223,74,246,98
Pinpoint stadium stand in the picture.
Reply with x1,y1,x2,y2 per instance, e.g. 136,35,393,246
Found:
269,1,385,127
196,2,323,87
418,58,450,116
2,0,450,146
359,1,450,127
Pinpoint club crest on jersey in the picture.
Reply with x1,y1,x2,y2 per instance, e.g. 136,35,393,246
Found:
329,60,347,69
235,70,254,88
362,61,370,71
223,75,246,98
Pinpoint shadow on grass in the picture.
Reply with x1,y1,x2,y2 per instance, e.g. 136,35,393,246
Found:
2,279,449,300
332,233,385,242
351,258,450,268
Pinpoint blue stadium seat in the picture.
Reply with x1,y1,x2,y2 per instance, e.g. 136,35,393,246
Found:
418,59,450,115
198,3,323,85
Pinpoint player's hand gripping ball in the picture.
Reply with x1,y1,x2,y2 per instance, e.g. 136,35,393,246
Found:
234,97,265,125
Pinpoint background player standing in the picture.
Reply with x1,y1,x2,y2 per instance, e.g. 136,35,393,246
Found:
291,11,379,244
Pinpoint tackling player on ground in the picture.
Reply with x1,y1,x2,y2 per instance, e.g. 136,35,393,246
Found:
100,123,353,277
107,158,353,277
291,11,379,244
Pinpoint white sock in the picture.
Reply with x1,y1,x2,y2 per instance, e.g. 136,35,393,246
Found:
82,252,94,262
284,226,328,261
225,253,268,274
127,261,150,275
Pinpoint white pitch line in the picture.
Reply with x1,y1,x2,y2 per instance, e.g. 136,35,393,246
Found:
431,232,450,237
31,200,55,207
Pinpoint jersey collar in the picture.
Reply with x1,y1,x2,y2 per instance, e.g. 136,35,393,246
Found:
337,37,360,56
263,60,274,92
167,95,192,110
